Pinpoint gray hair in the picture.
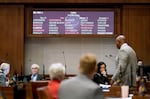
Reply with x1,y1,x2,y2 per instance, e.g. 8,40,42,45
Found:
0,63,10,75
31,64,40,69
49,63,65,80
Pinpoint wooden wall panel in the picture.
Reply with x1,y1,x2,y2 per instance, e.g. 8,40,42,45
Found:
0,0,125,4
0,5,24,74
0,0,150,4
122,5,150,64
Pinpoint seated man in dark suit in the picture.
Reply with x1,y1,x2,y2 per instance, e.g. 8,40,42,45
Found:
26,64,44,81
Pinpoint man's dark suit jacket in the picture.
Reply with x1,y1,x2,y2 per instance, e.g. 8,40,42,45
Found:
25,74,44,82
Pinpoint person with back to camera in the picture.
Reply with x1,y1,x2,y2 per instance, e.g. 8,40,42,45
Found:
93,61,110,85
111,35,137,88
47,63,65,99
59,53,104,99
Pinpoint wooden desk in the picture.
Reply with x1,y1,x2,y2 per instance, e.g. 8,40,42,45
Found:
132,95,150,99
0,86,15,99
0,86,26,99
104,86,121,97
105,98,131,99
146,81,150,94
26,81,49,99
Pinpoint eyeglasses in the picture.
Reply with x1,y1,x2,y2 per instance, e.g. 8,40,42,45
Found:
32,68,38,69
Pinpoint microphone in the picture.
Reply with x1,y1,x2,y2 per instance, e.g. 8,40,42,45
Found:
105,54,116,61
62,51,67,75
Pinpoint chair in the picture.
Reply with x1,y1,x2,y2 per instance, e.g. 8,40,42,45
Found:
37,86,52,99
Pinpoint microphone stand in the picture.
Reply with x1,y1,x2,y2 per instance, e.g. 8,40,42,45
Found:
21,65,23,76
43,64,45,79
62,51,67,76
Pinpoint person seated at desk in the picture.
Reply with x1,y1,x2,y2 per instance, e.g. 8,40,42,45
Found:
93,61,110,85
26,64,44,82
47,63,65,99
0,63,10,86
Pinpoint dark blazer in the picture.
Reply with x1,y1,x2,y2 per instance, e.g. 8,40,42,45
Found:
25,74,44,82
36,74,44,80
93,73,110,85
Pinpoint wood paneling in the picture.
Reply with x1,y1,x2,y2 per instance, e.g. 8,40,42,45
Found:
0,0,125,4
122,5,150,64
0,0,150,4
0,5,24,74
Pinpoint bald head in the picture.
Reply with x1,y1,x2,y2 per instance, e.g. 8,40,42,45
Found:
116,35,126,49
116,35,126,43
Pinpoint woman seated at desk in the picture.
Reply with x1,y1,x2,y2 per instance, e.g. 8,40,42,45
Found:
93,61,110,85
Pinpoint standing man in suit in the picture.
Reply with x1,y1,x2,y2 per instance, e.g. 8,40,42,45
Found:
30,64,44,81
111,35,137,87
59,53,104,99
